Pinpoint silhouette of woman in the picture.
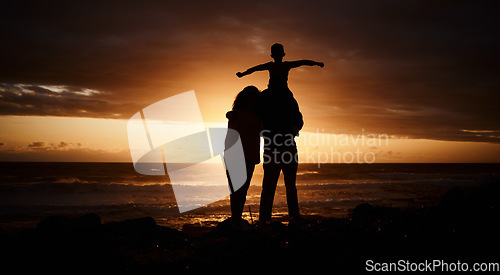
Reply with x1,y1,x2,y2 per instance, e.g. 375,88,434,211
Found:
225,86,261,229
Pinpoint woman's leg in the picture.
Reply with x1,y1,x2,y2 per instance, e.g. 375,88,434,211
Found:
230,163,255,224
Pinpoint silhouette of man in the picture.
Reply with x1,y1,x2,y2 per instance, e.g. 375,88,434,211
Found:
237,43,324,223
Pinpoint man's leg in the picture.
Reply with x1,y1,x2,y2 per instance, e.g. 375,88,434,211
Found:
259,151,281,222
282,146,300,219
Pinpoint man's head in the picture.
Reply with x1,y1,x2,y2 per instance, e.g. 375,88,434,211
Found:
271,43,285,61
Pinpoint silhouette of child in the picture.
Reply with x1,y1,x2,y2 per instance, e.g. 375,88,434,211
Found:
237,43,324,97
237,43,323,136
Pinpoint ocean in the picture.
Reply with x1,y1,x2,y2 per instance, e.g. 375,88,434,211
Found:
0,162,499,232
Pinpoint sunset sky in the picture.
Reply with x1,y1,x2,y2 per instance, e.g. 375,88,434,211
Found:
1,0,499,163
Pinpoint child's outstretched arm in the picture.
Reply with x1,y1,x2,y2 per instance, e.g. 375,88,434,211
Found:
236,63,270,78
289,60,324,68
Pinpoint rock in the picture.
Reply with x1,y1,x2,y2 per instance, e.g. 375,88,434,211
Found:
36,213,101,232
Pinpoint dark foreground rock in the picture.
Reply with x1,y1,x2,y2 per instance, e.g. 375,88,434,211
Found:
1,184,499,274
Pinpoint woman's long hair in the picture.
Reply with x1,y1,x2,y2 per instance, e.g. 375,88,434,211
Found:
232,86,260,111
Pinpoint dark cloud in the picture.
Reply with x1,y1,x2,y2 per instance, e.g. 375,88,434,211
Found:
0,146,130,162
0,83,138,118
0,0,499,142
28,142,45,148
24,141,83,151
58,142,68,148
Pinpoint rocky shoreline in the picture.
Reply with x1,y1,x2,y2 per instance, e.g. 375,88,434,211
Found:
1,184,499,274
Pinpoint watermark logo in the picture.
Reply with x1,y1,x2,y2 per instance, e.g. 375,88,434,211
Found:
297,129,389,166
127,91,247,212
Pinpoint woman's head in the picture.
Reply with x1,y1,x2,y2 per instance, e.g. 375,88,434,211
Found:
232,86,260,111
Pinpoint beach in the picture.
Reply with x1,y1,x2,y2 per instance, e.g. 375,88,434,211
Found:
0,162,498,232
0,163,499,272
1,181,499,273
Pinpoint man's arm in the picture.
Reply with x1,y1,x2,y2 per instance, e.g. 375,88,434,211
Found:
236,62,270,78
289,60,324,69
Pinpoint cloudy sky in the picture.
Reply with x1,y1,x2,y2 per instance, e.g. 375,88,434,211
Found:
1,0,499,162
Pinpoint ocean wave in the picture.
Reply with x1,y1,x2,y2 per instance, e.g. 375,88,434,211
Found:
373,172,500,181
